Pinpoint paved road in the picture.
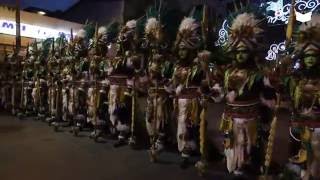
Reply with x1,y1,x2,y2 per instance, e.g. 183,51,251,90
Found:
0,102,290,180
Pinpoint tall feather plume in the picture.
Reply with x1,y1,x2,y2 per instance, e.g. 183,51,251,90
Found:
98,26,107,35
145,17,160,35
175,17,201,50
179,17,199,33
125,20,137,29
229,13,263,43
77,29,87,39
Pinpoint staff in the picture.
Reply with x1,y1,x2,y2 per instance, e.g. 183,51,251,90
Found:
263,93,281,177
129,77,136,146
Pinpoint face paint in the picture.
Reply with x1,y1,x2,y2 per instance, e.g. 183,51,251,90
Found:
178,48,189,60
116,43,121,53
236,49,250,64
303,52,318,69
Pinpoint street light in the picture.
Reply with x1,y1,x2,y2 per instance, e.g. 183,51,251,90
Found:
37,11,46,15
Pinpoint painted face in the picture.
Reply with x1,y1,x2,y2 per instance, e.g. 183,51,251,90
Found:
178,48,189,60
115,43,121,54
303,51,318,69
235,48,250,64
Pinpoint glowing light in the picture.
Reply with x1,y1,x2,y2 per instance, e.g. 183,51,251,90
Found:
215,20,230,46
215,1,319,61
37,11,46,15
265,41,286,61
294,62,301,69
265,0,320,24
295,10,312,22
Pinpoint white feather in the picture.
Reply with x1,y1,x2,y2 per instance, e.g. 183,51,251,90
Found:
231,13,263,34
98,26,107,35
116,123,130,132
87,87,94,97
37,42,43,51
77,29,86,38
125,20,137,29
145,18,160,34
179,17,199,32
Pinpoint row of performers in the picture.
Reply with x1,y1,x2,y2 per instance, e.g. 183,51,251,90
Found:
0,10,319,179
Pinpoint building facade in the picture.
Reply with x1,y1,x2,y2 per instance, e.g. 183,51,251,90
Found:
0,5,82,61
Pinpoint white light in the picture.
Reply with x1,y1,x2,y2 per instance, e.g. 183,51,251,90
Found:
295,11,312,22
265,41,286,61
0,19,72,40
215,20,230,46
265,0,320,24
37,11,46,15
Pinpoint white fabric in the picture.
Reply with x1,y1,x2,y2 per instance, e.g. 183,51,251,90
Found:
108,84,130,133
116,122,130,132
62,88,68,121
176,99,197,152
87,87,95,123
68,88,74,115
225,148,235,173
175,85,184,95
108,85,119,126
31,87,37,105
49,87,56,115
145,96,165,136
225,117,255,173
211,83,224,103
23,87,28,108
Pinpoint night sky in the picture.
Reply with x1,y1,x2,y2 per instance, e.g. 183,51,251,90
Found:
0,0,79,11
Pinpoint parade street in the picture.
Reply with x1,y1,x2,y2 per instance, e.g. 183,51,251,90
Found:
0,102,290,180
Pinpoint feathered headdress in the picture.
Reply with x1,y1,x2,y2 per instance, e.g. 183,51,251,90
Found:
118,20,137,43
76,29,86,41
144,2,165,43
97,26,108,44
174,17,201,50
228,12,264,51
75,21,95,45
73,22,95,58
145,18,162,41
88,21,119,55
88,23,100,51
174,4,208,51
